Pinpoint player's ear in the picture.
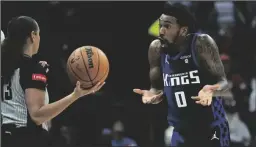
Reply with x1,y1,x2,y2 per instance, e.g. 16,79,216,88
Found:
181,27,188,36
30,31,37,43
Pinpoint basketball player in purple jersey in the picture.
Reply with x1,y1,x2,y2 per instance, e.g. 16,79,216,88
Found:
134,3,230,147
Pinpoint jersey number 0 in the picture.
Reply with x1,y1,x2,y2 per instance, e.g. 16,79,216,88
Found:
174,91,188,107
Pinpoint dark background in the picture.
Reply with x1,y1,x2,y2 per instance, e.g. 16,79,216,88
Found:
2,1,256,147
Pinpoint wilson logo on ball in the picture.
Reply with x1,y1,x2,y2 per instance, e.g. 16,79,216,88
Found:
85,46,94,68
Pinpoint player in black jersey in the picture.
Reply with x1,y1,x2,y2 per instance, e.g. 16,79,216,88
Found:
134,3,230,147
1,16,105,147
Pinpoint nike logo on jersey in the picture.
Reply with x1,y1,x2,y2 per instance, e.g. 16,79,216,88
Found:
163,70,200,87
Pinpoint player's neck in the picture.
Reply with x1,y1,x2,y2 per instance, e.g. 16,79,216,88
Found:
175,35,189,52
162,35,188,55
23,45,34,57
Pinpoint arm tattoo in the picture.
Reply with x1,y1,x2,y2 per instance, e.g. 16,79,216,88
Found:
195,34,225,78
148,40,161,68
195,34,229,94
148,40,163,93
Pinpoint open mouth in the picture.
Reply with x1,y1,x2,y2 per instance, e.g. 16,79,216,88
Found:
158,37,169,48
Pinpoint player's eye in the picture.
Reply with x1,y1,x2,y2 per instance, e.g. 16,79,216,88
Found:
165,24,170,28
159,24,170,29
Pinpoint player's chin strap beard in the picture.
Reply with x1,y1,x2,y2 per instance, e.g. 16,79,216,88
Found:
158,36,179,55
158,33,190,55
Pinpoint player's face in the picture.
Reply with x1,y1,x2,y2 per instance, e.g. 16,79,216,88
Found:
159,14,181,43
30,22,40,55
31,22,40,55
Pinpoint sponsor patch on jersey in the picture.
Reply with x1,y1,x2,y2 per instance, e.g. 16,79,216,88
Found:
32,74,47,83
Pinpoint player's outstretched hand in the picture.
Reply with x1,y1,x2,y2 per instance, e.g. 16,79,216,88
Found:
191,85,218,106
133,89,163,104
73,81,105,98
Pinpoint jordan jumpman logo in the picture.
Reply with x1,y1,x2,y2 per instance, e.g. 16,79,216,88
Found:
211,131,219,140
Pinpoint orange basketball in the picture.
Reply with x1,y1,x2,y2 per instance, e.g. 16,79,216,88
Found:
66,46,109,89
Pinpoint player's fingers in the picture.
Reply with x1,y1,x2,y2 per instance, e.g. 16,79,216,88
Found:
196,99,207,106
195,99,203,104
145,99,152,104
98,82,106,88
155,91,163,98
201,99,208,106
133,89,144,95
95,82,105,89
150,92,163,103
95,82,105,92
203,99,208,106
142,96,151,104
90,82,104,93
91,82,102,89
207,97,212,106
76,81,81,90
142,97,147,104
191,96,200,100
209,85,220,91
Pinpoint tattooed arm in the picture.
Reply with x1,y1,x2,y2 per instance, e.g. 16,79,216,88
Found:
148,39,164,94
195,34,229,97
133,39,164,104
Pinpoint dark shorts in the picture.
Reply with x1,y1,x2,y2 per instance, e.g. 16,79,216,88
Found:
2,124,51,147
168,121,230,147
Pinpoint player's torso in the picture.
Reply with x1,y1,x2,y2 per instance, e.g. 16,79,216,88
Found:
1,57,49,128
1,68,27,127
160,34,223,130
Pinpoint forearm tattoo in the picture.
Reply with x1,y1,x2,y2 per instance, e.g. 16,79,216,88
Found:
148,40,163,92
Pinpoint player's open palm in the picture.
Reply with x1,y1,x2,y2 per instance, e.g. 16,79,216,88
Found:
191,85,217,106
133,89,163,104
73,81,105,98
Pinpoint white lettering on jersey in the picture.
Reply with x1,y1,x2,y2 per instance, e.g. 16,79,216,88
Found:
163,70,200,87
189,70,200,84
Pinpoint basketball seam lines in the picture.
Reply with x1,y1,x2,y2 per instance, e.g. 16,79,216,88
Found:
97,65,109,83
80,48,94,86
91,49,100,81
81,49,108,89
68,59,89,82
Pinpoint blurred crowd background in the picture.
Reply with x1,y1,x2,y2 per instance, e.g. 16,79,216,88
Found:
1,1,256,147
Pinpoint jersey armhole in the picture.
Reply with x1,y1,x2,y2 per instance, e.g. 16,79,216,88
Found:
191,33,199,67
19,67,27,92
159,55,166,95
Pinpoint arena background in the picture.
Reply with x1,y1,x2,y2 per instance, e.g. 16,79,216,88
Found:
1,1,256,147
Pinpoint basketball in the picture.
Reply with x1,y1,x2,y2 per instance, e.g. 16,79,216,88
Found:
66,46,109,89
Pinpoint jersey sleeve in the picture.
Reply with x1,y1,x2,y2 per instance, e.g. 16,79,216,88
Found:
20,62,48,91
